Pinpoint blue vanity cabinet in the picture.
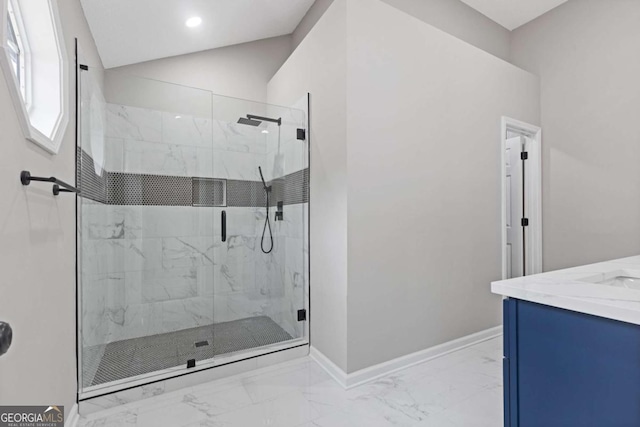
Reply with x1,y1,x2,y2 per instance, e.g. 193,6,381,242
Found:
503,298,640,427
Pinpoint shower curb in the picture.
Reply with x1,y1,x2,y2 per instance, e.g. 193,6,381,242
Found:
78,343,309,416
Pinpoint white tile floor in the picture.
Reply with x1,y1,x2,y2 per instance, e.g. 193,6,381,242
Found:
79,337,503,427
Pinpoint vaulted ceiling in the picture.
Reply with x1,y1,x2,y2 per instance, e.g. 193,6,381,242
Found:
82,0,570,69
80,0,315,68
459,0,569,31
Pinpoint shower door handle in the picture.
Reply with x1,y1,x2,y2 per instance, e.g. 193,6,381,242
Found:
221,211,226,242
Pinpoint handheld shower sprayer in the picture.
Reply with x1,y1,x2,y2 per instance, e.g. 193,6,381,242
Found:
258,166,274,254
258,166,270,193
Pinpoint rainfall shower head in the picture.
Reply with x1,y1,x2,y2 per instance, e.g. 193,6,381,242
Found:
237,117,262,126
237,114,282,127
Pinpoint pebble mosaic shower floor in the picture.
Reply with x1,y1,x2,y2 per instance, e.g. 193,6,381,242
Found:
83,316,292,387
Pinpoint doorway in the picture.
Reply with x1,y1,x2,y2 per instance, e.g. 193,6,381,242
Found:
501,117,542,279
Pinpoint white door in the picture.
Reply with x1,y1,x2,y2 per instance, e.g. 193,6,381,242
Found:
505,136,524,278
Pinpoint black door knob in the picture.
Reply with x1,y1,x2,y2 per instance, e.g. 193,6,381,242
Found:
0,322,12,357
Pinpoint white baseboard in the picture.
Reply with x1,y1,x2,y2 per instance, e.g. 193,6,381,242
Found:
311,326,503,389
309,346,349,388
65,403,79,427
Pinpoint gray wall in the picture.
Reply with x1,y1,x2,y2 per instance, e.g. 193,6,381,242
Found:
293,0,511,61
270,0,539,373
345,0,539,372
0,0,103,417
510,0,640,271
108,35,293,104
268,0,348,371
292,0,334,50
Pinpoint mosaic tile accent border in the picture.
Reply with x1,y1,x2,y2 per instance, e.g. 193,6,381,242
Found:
77,149,309,207
108,173,193,206
226,180,267,207
76,148,108,203
271,168,310,207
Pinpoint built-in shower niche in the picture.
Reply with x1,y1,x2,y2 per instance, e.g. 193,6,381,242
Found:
79,69,309,391
192,178,226,207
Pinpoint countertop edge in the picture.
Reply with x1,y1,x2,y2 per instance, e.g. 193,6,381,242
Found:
491,281,640,326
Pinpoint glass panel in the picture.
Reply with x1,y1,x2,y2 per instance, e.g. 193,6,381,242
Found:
211,95,308,356
78,69,309,394
7,9,18,47
8,48,19,81
79,68,215,390
78,65,110,391
7,9,20,83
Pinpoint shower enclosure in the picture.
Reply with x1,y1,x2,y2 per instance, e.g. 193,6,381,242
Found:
77,68,309,397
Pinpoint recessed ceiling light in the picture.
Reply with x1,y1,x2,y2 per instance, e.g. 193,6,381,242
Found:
262,130,269,134
185,17,202,28
175,115,182,119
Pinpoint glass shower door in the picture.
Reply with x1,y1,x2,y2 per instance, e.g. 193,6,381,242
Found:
210,95,309,357
78,69,216,391
78,68,309,396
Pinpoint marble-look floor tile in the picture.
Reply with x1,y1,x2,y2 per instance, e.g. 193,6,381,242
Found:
423,388,503,427
208,390,320,427
297,411,396,427
242,361,330,404
79,338,504,427
135,399,208,427
82,411,137,427
304,377,446,426
181,384,253,417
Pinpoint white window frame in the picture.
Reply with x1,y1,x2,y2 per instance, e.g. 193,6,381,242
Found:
0,0,69,154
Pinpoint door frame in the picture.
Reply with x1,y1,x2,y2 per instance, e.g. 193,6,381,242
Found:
501,117,542,279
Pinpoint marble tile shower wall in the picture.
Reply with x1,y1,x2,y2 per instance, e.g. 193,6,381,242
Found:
81,103,307,349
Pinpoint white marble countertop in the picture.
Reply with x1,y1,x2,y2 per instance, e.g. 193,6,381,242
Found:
491,255,640,325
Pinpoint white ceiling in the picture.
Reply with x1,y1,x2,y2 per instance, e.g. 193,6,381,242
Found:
80,0,315,69
459,0,569,30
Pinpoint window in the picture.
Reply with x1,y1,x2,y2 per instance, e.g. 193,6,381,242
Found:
6,0,28,103
1,0,69,154
6,8,19,79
